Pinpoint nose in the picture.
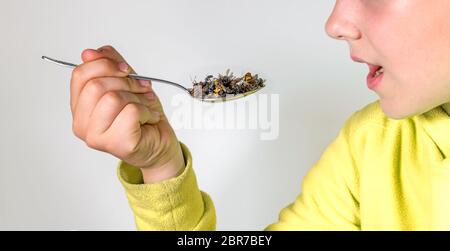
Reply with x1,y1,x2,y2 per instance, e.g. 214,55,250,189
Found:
325,0,361,41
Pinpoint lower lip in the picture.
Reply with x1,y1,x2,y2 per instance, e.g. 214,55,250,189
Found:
366,72,384,90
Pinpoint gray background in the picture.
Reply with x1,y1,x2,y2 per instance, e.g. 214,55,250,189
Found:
0,0,376,230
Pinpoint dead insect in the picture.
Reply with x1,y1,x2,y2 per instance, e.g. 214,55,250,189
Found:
244,72,253,83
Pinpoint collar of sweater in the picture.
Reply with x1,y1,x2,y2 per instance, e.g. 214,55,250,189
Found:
418,105,450,161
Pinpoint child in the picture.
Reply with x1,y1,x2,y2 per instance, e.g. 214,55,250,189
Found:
70,0,450,230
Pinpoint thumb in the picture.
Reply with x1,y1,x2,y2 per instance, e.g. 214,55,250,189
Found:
81,49,104,63
95,45,137,74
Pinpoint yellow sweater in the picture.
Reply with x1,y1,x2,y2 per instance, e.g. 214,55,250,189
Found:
117,101,450,230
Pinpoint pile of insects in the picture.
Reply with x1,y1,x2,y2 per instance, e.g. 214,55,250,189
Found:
188,69,265,99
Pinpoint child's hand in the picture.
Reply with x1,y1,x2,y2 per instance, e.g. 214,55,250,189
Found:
70,45,185,183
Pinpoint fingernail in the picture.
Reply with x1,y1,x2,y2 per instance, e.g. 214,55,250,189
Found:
144,91,156,101
118,62,129,72
139,80,150,87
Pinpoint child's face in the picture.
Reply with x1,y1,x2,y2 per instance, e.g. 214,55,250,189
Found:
325,0,450,119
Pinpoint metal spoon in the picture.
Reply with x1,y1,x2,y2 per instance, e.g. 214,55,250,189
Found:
41,56,264,103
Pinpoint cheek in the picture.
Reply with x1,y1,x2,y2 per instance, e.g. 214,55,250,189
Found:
367,2,448,84
370,30,439,117
379,43,450,118
364,0,450,117
392,19,450,106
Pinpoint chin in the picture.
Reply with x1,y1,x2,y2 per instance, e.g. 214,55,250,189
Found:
379,99,418,120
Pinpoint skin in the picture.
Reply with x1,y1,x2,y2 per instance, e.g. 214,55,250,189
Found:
325,0,450,118
71,1,450,184
70,46,185,184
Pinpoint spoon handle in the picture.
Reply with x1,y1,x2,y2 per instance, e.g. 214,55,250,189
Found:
41,56,189,92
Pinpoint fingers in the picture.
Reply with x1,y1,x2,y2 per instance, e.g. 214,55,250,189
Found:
84,101,161,157
81,48,140,76
70,45,164,157
106,103,161,157
83,45,154,82
94,45,153,89
94,46,164,113
86,91,160,137
70,57,133,112
73,77,154,138
96,45,130,67
71,46,154,113
113,103,160,149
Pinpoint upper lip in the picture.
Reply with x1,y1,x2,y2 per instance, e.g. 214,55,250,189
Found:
351,56,366,63
351,55,382,75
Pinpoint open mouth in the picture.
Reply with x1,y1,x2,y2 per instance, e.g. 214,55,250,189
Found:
366,64,385,89
374,66,384,78
350,56,385,89
369,64,384,78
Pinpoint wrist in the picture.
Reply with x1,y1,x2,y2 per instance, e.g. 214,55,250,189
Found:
139,144,186,184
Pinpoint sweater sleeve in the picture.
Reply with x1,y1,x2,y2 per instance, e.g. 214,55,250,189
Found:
117,142,216,230
265,115,362,231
